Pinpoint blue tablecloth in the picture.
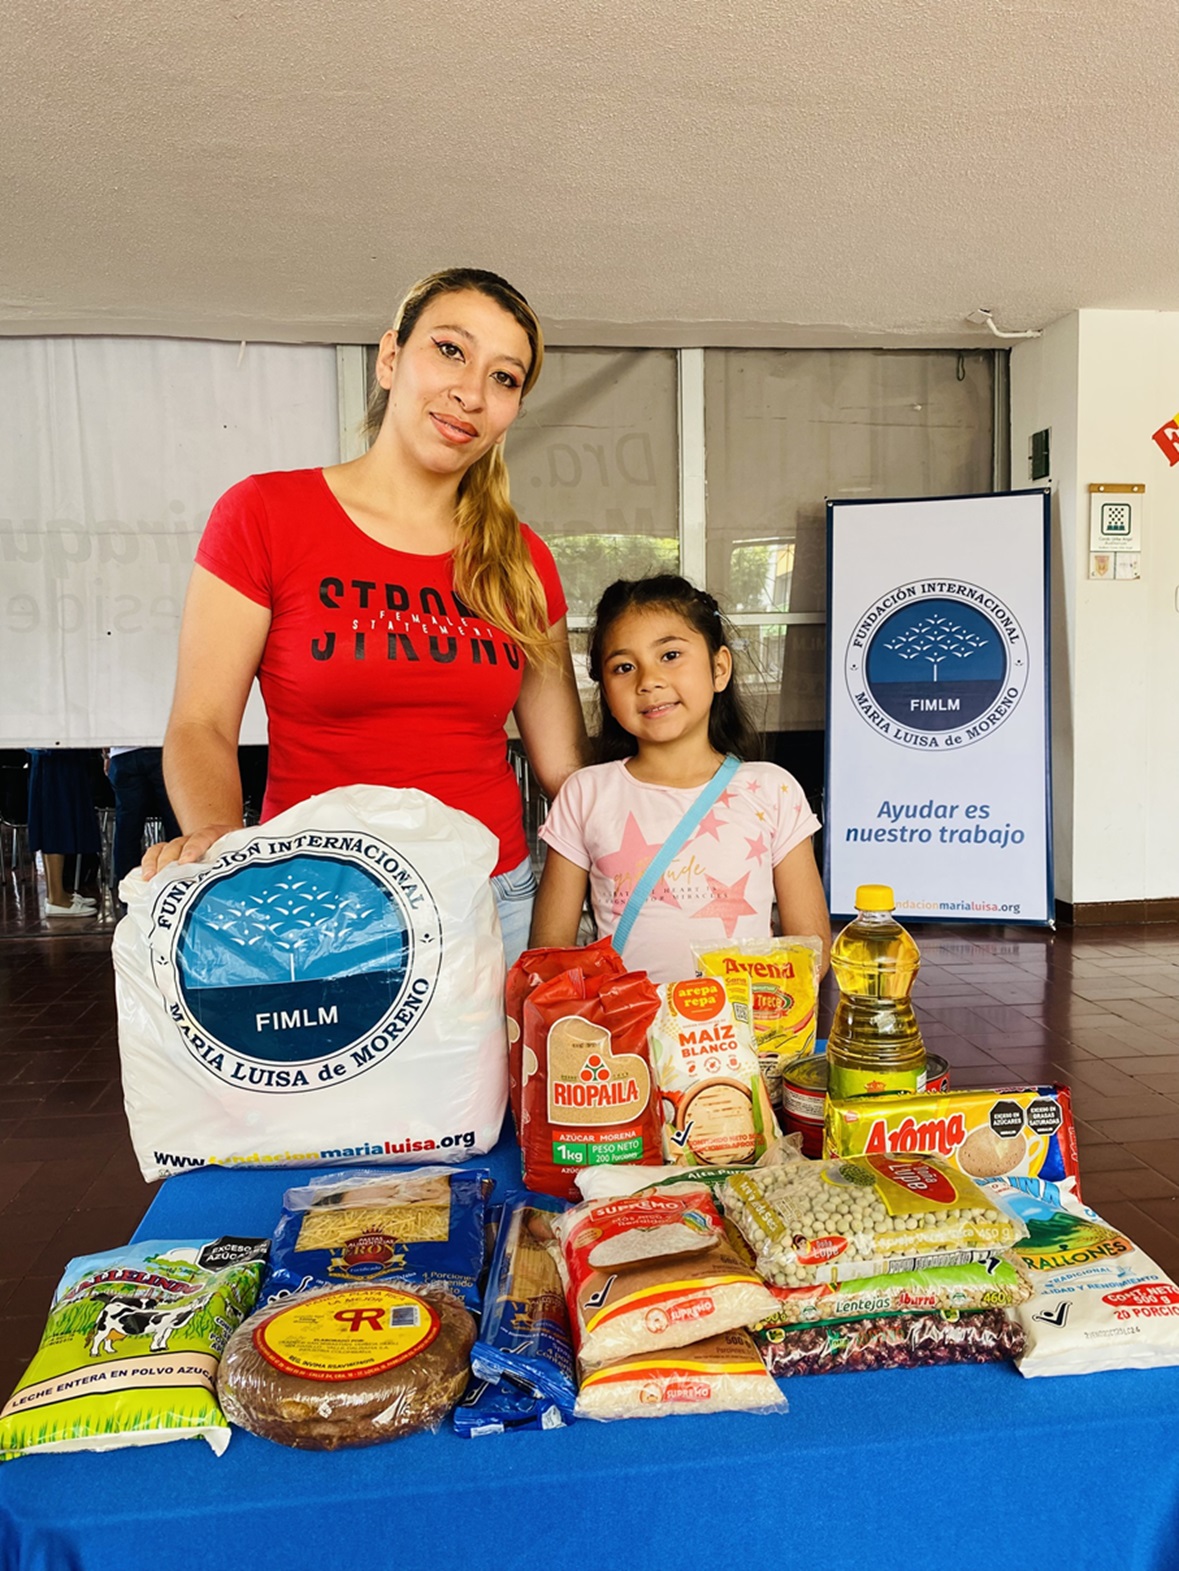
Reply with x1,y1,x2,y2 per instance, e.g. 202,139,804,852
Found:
3,1132,1179,1571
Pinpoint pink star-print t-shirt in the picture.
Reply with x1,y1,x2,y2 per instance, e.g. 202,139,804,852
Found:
539,759,821,983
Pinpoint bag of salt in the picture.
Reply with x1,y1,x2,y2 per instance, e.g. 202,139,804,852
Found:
115,786,508,1180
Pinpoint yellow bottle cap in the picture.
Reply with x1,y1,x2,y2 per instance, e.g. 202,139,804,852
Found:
854,884,895,911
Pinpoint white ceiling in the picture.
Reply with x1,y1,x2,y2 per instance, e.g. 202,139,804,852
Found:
4,0,1178,349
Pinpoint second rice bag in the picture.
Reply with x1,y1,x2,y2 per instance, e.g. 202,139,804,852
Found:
551,1184,779,1368
694,937,822,1106
521,968,662,1200
261,1166,492,1312
576,1327,787,1420
721,1152,1024,1290
649,978,779,1167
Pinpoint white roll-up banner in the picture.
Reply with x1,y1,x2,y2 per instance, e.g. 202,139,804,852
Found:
825,490,1052,925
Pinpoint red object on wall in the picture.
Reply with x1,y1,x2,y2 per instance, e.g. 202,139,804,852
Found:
1151,415,1179,466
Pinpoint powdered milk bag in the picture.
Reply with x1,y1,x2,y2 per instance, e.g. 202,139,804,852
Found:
115,786,508,1180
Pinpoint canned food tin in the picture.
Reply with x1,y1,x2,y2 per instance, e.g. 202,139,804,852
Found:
921,1053,950,1094
780,1055,828,1159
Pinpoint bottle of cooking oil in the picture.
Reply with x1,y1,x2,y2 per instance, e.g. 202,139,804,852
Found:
826,884,925,1099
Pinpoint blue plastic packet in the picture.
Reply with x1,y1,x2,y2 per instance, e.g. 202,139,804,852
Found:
452,1375,568,1437
260,1166,492,1312
469,1192,576,1422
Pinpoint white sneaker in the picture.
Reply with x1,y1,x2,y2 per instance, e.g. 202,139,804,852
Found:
46,898,95,917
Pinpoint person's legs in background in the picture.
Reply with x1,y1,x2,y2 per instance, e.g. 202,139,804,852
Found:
109,750,151,887
42,853,69,908
144,749,181,843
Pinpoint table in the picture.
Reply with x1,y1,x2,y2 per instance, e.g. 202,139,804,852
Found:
3,1132,1179,1571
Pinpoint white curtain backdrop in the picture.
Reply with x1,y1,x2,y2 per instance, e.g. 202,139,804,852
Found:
0,337,339,745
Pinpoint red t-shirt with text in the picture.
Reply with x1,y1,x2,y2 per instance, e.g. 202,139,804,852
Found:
195,468,567,874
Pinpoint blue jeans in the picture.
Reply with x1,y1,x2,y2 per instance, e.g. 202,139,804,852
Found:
108,749,181,886
492,855,536,969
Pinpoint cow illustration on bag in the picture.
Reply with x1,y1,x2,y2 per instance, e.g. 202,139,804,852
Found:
89,1293,210,1356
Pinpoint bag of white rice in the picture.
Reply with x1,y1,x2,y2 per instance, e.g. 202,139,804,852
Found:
551,1186,779,1369
115,786,508,1181
575,1327,786,1420
979,1175,1179,1376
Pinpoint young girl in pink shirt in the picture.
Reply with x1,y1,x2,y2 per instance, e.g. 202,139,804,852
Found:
530,575,831,983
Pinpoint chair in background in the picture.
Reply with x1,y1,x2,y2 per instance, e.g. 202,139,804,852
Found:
0,754,32,884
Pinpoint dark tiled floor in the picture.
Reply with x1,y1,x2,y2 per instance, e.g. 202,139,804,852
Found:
2,852,1179,1404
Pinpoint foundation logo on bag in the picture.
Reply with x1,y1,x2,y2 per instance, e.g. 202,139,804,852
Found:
149,833,442,1092
844,580,1029,750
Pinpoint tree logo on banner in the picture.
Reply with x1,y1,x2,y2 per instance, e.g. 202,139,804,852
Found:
148,841,442,1091
844,581,1028,750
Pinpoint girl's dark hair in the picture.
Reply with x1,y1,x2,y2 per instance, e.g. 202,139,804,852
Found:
587,575,761,763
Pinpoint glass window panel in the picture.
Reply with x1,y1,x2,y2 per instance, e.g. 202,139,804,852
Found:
728,621,828,737
703,349,995,617
507,348,680,619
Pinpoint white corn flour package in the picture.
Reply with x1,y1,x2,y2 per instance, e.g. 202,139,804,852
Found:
115,786,508,1181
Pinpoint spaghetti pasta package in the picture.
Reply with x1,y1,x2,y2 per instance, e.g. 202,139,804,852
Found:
505,939,625,1128
825,1085,1080,1191
470,1193,577,1421
552,1185,779,1368
262,1166,492,1311
521,968,662,1201
0,1238,267,1461
576,1328,787,1421
649,978,779,1167
694,937,822,1105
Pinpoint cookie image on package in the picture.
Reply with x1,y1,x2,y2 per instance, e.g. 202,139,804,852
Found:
958,1126,1027,1178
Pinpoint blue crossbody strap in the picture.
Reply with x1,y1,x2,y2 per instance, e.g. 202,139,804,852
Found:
612,754,741,957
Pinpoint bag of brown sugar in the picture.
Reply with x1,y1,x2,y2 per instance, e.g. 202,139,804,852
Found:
505,939,626,1130
520,968,662,1201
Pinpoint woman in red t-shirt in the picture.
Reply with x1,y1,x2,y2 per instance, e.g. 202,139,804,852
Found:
143,267,587,961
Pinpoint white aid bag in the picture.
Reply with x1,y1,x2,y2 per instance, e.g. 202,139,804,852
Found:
115,786,508,1181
